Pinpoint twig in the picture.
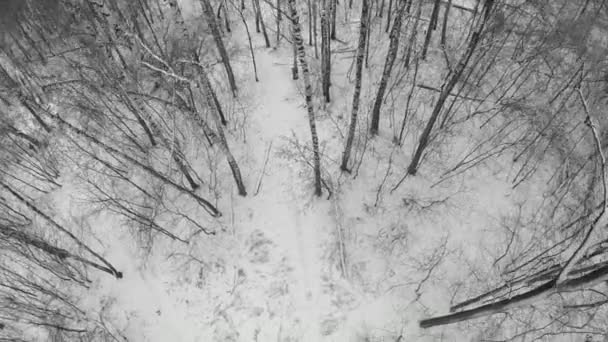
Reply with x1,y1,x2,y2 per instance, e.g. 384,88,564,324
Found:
417,84,484,102
254,141,273,196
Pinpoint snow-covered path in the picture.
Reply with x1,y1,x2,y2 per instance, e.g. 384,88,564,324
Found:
236,48,327,341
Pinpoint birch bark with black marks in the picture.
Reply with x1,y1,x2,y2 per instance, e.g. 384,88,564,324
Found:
288,0,322,196
341,0,369,172
200,0,238,96
407,0,493,175
370,0,407,135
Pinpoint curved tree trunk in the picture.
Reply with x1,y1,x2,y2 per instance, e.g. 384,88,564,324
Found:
288,0,322,196
341,0,369,171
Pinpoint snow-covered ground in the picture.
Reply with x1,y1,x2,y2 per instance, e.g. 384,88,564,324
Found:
60,2,531,341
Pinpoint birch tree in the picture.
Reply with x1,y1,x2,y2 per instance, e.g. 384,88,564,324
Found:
288,0,322,196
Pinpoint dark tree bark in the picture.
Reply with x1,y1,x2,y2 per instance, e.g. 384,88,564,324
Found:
253,0,271,47
420,262,608,328
321,0,331,102
196,66,248,196
421,0,441,60
370,0,407,135
200,0,238,96
407,0,493,175
341,0,369,171
0,181,122,278
330,0,337,39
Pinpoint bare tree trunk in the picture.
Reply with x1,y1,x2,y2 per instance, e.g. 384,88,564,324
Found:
209,81,228,125
253,0,271,47
440,0,452,47
288,0,322,196
200,0,238,96
385,0,393,32
254,0,261,31
364,0,372,68
224,0,232,32
292,27,299,80
321,0,331,102
341,0,369,172
313,0,319,58
330,0,337,39
0,181,123,278
420,262,608,328
0,223,120,277
421,0,441,60
407,0,493,175
370,0,407,135
235,3,259,81
46,110,222,216
19,96,52,133
196,66,248,196
308,0,313,45
276,0,282,45
403,0,419,68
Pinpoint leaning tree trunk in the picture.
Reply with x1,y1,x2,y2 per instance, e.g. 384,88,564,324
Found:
0,181,123,278
288,0,322,196
340,0,369,171
200,0,238,96
407,0,493,175
370,0,407,135
194,69,248,196
421,0,441,60
320,0,331,102
45,109,222,217
420,262,608,328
